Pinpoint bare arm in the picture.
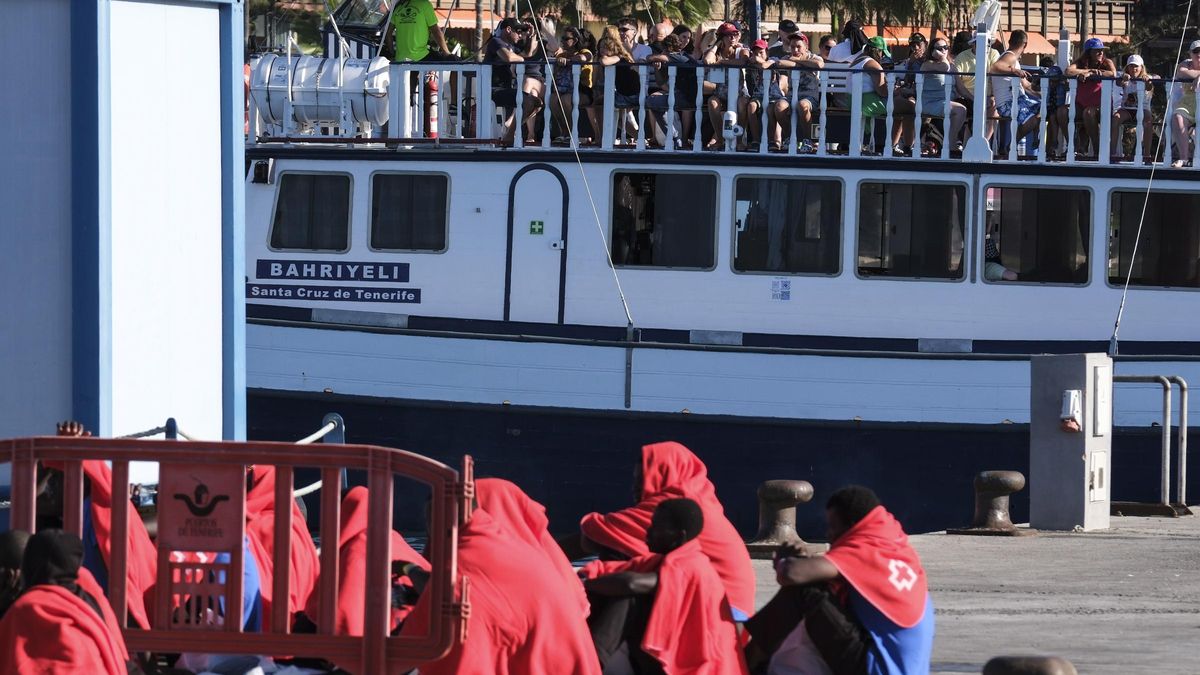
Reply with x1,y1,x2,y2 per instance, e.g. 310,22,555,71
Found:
776,555,840,586
584,571,659,596
429,25,450,55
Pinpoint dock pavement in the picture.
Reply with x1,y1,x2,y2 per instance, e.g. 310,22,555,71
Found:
751,516,1200,674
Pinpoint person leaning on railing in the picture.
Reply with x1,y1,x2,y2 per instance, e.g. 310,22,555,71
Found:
1063,38,1117,159
550,26,593,145
703,22,751,150
485,18,543,146
990,30,1041,155
775,32,825,152
953,34,1000,143
852,36,916,155
645,33,701,146
1111,54,1157,163
1170,40,1200,167
920,37,967,155
587,26,642,146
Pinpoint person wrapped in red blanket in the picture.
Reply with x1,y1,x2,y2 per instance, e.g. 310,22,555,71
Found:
476,478,589,619
576,441,757,619
302,486,429,635
244,464,321,632
581,498,749,675
401,504,601,675
0,530,133,675
744,486,935,675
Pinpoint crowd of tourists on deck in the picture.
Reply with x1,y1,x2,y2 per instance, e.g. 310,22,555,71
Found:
380,0,1200,163
0,423,933,675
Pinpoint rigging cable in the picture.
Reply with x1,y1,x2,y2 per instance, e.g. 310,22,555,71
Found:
520,8,636,328
1109,0,1196,356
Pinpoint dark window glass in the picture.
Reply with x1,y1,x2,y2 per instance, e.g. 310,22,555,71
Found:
270,174,351,251
984,187,1090,284
734,178,841,275
857,183,965,279
1109,192,1200,288
611,172,716,268
371,174,449,251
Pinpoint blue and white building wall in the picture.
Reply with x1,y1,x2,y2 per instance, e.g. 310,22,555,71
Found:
1,0,245,483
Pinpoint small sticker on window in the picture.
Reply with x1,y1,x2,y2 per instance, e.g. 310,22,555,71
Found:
771,278,791,301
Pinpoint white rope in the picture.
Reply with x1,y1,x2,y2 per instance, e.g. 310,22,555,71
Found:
1109,0,1196,356
175,428,199,441
293,481,325,498
522,10,635,327
295,420,338,445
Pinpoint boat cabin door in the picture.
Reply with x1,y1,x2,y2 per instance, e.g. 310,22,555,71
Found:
505,165,568,324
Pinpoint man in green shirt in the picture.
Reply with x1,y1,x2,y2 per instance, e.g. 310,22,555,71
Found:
383,0,451,62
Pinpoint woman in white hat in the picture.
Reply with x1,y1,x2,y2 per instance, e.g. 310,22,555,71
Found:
1111,54,1156,163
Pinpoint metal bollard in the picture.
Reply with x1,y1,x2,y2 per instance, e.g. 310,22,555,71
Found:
983,655,1078,675
947,471,1036,537
745,480,813,559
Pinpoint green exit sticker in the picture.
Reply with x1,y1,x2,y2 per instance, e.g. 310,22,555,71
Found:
530,220,544,235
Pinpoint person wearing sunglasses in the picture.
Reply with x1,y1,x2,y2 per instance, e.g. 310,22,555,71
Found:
1170,40,1200,167
1063,37,1117,159
818,35,836,56
550,27,594,144
920,38,967,154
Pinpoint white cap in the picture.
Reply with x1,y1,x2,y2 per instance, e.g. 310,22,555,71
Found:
1126,54,1144,67
1191,39,1200,51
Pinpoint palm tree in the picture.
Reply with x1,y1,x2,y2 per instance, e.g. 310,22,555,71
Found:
590,0,717,30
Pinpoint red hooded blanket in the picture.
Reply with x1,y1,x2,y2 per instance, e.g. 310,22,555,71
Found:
476,478,589,619
245,465,320,630
0,576,130,675
403,509,600,675
823,505,928,628
581,539,749,675
44,460,158,629
579,442,756,614
304,486,429,635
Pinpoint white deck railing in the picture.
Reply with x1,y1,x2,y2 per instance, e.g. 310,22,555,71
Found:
248,53,1200,171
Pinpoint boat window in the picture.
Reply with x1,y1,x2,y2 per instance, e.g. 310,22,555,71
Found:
270,173,351,251
857,182,965,280
1109,192,1200,288
733,177,841,275
371,173,448,251
983,187,1090,284
611,172,716,269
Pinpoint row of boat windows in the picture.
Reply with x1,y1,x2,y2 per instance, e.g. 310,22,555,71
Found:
269,172,1200,289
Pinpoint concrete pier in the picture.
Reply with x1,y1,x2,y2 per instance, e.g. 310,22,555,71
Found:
753,516,1199,674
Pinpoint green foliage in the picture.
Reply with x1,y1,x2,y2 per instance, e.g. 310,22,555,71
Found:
589,0,717,29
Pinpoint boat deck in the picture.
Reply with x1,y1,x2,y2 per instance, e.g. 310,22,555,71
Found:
752,515,1200,673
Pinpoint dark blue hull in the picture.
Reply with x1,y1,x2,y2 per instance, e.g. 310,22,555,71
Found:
249,389,1198,539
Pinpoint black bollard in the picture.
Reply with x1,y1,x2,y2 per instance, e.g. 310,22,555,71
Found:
948,470,1036,536
745,480,813,559
983,655,1078,675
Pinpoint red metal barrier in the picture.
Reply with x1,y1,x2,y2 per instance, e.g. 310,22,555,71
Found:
2,436,470,674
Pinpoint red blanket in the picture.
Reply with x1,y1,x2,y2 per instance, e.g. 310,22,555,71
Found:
245,465,320,630
579,442,756,614
581,539,749,675
45,460,157,629
304,486,429,635
403,509,600,675
0,577,129,675
476,478,589,619
823,505,928,628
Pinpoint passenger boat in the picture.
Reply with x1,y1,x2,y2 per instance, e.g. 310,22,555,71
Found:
243,10,1200,535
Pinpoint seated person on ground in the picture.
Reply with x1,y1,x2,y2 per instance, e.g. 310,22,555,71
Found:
33,420,159,629
0,530,31,619
477,478,589,618
301,486,429,636
402,498,600,674
244,463,320,631
581,498,748,675
745,486,934,675
568,441,757,620
983,222,1017,281
0,530,133,675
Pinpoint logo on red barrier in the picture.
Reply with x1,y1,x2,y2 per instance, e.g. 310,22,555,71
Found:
158,464,245,552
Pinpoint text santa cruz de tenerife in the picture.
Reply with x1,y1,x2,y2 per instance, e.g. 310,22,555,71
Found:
248,260,422,303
